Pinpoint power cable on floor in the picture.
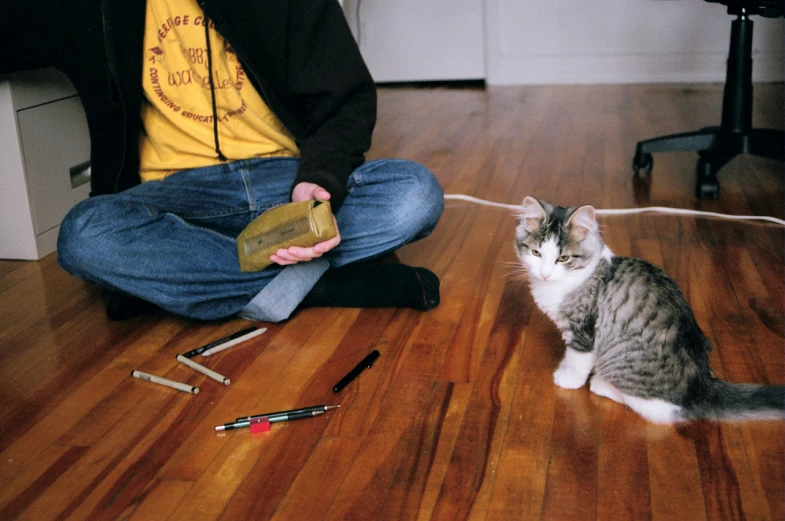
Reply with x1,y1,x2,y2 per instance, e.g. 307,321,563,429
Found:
443,194,785,227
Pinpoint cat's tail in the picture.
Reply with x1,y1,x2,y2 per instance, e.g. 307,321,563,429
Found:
684,380,785,422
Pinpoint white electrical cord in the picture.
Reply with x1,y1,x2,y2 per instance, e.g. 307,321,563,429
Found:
443,194,785,227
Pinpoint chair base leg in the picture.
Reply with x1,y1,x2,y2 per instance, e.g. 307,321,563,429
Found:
632,126,784,199
630,13,784,200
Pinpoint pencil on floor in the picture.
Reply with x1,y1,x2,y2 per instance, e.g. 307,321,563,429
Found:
181,326,258,358
131,370,199,394
201,327,267,356
176,354,230,385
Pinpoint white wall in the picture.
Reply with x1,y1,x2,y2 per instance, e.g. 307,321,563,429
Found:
486,0,784,85
343,0,784,85
343,0,485,82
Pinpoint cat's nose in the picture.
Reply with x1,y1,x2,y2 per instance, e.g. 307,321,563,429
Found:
541,272,550,280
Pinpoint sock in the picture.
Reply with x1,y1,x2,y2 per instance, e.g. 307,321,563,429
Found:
299,263,440,311
106,292,155,321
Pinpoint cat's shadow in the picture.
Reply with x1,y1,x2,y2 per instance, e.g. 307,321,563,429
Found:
553,382,723,442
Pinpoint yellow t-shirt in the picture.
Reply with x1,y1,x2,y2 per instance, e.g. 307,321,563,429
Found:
139,0,299,181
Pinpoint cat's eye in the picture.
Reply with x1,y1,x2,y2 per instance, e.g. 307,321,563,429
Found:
531,249,541,257
557,255,570,263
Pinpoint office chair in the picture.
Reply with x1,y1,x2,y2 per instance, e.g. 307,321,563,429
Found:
632,0,784,199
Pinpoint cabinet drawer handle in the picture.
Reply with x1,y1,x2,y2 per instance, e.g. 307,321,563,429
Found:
69,161,91,188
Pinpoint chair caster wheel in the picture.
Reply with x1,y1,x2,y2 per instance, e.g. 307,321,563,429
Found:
632,152,653,177
695,180,720,199
695,157,719,199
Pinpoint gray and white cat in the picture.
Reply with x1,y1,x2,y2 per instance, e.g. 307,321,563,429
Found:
515,196,784,424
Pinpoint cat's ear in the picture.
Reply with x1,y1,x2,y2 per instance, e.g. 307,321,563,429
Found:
567,205,597,239
519,196,546,231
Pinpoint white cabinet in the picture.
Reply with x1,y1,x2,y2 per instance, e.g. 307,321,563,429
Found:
0,68,91,260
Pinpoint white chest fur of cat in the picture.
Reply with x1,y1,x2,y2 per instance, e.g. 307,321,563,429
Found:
526,238,612,320
515,196,785,425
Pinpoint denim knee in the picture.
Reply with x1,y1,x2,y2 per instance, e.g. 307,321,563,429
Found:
57,196,112,278
381,159,444,242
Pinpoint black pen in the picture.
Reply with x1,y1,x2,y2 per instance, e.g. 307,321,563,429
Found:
181,326,257,358
333,350,380,393
235,404,337,423
214,405,340,432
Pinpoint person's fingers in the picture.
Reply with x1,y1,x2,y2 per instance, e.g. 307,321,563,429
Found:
313,186,331,201
291,182,331,203
285,246,320,260
313,233,341,254
270,254,298,265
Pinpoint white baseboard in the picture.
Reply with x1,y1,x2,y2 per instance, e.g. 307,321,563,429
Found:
487,51,785,86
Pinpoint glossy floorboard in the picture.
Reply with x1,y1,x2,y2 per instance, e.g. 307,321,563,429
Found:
0,83,782,521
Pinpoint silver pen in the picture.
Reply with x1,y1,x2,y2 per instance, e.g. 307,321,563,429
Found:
215,405,340,432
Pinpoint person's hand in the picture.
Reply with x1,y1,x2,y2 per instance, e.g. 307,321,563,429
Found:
269,182,342,266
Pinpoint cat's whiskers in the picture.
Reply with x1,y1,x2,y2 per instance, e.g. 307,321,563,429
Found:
497,260,523,269
499,261,531,286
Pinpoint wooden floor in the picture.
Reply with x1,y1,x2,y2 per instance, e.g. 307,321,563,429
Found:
0,83,783,521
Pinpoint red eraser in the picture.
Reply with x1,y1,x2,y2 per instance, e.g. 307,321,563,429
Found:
250,418,271,434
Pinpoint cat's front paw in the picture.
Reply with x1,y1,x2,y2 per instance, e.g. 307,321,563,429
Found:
553,367,589,389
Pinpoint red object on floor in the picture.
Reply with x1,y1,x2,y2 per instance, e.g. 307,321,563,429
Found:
250,418,271,434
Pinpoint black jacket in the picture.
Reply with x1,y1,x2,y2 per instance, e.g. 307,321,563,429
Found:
0,0,376,208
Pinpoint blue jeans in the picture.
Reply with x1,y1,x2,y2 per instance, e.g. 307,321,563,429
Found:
57,157,443,320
